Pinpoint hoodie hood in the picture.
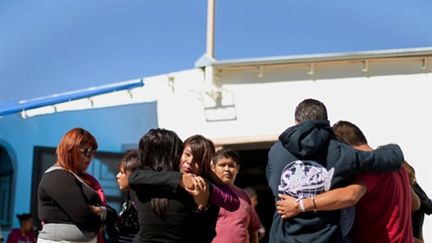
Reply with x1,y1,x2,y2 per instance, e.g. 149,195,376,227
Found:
279,120,332,157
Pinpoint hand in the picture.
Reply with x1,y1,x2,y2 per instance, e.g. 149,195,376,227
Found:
276,194,300,219
89,205,101,215
185,176,210,209
180,173,195,190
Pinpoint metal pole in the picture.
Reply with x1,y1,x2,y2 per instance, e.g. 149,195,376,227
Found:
206,0,215,58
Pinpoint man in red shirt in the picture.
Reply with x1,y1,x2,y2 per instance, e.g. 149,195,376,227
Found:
276,120,419,243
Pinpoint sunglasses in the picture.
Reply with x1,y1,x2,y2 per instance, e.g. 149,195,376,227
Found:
79,147,97,157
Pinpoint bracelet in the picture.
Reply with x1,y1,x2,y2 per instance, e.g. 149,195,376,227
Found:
311,197,317,213
100,206,107,221
298,199,305,212
197,205,209,213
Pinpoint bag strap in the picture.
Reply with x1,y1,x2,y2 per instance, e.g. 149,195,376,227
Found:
45,165,96,193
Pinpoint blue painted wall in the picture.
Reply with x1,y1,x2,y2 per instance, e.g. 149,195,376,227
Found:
0,101,157,229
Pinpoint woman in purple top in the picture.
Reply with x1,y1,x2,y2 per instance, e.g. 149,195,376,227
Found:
129,134,240,242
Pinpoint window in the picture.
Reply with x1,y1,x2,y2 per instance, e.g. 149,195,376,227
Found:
0,146,13,226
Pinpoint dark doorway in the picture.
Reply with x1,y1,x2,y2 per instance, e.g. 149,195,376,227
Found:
225,147,274,243
0,145,14,227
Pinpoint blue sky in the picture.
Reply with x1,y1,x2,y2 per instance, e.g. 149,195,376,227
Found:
1,0,431,104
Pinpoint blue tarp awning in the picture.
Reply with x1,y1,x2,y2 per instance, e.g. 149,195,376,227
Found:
0,79,144,117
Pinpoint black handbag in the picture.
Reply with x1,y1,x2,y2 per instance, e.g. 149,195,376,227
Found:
117,198,139,234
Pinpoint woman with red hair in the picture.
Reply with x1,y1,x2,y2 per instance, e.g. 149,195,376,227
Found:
37,128,115,243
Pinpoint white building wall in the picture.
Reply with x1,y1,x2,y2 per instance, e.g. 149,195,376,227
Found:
146,56,432,241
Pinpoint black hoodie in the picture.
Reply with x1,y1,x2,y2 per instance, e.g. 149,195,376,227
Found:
266,120,404,243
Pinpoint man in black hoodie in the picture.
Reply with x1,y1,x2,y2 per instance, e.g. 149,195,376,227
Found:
266,98,404,243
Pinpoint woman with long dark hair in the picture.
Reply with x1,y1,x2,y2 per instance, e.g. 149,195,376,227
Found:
109,150,140,243
130,128,206,242
129,133,239,242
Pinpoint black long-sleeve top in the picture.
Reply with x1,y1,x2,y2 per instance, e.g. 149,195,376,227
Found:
129,171,219,243
412,182,432,239
38,168,103,233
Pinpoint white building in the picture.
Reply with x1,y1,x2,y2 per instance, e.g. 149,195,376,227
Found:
145,46,432,242
1,47,430,242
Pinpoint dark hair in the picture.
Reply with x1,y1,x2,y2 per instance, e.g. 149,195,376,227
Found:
184,135,214,177
402,161,416,185
332,120,367,146
212,148,240,166
16,213,32,225
119,150,140,174
295,98,328,123
138,128,183,217
56,128,98,173
184,135,224,185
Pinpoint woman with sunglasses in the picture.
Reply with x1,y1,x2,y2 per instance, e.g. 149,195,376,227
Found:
37,128,116,243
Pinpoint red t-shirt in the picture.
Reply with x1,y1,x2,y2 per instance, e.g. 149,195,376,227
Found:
212,186,262,243
351,168,413,243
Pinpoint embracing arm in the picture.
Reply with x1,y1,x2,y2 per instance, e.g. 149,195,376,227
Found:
332,143,404,186
128,169,181,195
183,175,239,211
129,170,240,210
306,183,366,211
209,184,240,211
354,144,404,172
277,183,367,219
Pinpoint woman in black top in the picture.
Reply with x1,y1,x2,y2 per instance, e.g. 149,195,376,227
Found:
111,150,140,243
37,128,116,243
130,128,210,243
129,134,240,243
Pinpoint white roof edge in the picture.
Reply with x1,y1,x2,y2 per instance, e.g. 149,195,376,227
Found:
211,46,432,67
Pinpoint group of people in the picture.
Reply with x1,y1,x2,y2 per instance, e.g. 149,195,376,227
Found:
267,98,432,243
20,97,430,243
36,128,263,243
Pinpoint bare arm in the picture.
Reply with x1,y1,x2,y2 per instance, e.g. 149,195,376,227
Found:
249,231,259,243
277,183,367,219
